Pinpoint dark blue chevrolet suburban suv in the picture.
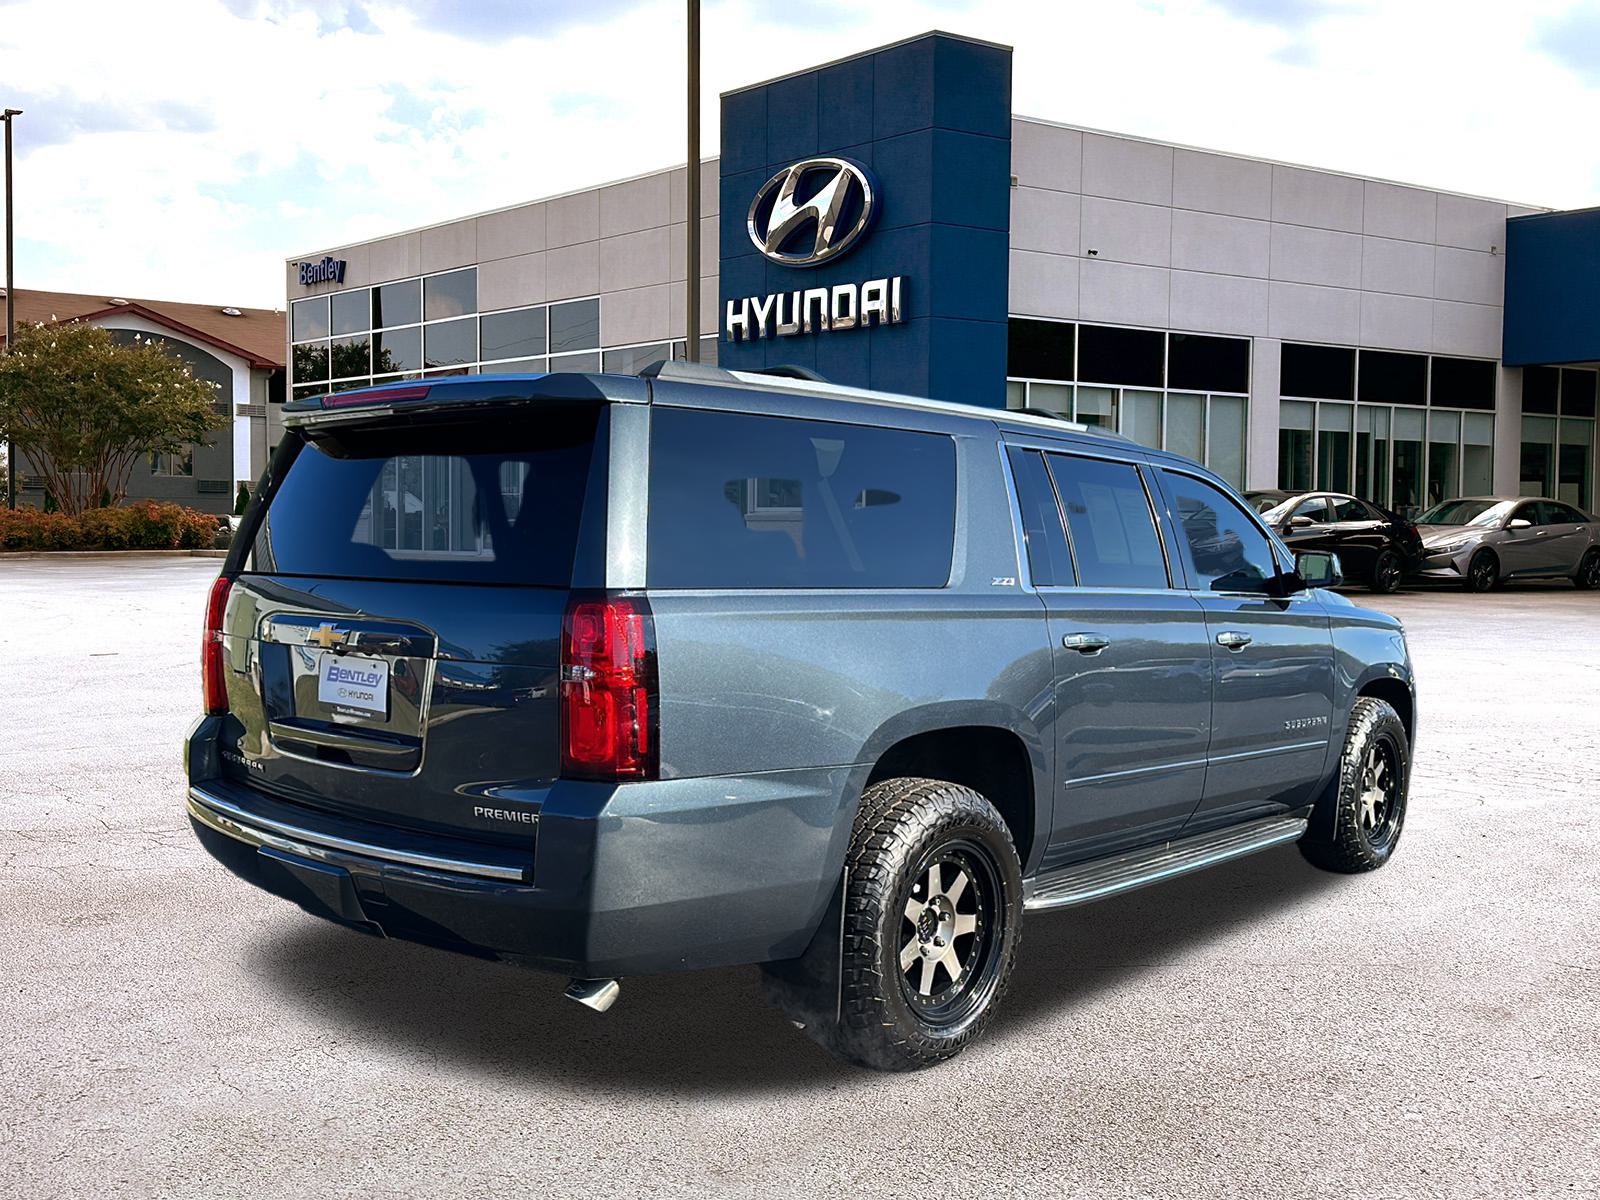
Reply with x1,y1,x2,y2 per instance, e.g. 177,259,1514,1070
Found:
187,362,1416,1070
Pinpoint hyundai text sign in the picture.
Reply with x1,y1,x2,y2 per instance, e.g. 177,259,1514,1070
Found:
727,156,905,343
299,256,347,287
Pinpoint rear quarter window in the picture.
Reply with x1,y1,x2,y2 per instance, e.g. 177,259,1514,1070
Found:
646,407,956,589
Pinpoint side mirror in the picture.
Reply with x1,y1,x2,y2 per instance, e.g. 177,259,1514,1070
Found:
1289,514,1315,528
1295,550,1343,589
1507,517,1532,530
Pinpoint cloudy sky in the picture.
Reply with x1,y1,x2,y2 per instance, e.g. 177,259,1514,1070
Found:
4,0,1599,310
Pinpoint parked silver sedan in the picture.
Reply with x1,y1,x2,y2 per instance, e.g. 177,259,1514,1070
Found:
1414,496,1600,591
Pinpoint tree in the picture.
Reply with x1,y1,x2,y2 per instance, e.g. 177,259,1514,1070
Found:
0,321,223,515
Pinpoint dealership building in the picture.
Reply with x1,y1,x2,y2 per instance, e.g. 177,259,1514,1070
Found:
284,31,1600,516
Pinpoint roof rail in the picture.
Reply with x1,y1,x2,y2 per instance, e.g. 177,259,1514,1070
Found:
636,359,736,383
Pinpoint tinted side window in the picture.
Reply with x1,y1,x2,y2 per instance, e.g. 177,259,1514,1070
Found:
1162,471,1281,594
1006,447,1072,586
1329,497,1372,522
647,408,956,589
1044,455,1168,589
1290,497,1331,524
1534,501,1574,526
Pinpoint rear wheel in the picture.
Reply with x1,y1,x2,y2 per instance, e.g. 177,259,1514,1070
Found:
773,777,1022,1071
1575,549,1600,591
1465,549,1499,593
1369,549,1404,594
1299,697,1409,874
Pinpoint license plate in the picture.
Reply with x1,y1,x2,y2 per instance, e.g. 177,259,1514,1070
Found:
317,653,389,718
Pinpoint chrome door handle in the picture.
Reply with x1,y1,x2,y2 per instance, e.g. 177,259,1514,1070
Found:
1216,630,1253,651
1062,632,1111,654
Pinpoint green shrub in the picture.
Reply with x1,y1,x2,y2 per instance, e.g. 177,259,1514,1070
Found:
0,501,221,551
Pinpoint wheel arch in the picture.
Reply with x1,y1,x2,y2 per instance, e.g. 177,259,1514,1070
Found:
855,703,1049,878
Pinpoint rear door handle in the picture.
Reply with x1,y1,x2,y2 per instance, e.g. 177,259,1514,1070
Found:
1216,630,1253,651
1062,632,1111,654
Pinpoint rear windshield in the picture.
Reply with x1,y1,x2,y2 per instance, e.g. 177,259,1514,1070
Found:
647,407,956,589
249,408,600,585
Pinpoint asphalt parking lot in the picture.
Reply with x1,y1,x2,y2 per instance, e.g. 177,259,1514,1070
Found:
2,556,1597,1199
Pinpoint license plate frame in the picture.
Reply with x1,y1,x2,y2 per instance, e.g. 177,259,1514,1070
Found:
316,652,390,720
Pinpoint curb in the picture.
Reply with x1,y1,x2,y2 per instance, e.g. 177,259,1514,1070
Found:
0,549,229,560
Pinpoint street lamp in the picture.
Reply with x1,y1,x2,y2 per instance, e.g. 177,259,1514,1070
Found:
3,106,18,510
685,0,700,362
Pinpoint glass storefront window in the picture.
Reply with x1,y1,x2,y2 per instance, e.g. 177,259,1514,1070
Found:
1391,407,1425,515
1355,406,1390,508
1558,419,1594,510
1029,382,1072,416
1075,386,1117,430
481,307,547,362
331,290,370,336
1278,400,1314,491
1005,380,1028,409
424,269,477,322
372,279,421,329
550,298,600,353
1166,393,1205,462
424,317,476,369
1122,390,1162,449
1520,415,1556,496
330,334,370,380
1461,412,1494,496
1426,409,1460,505
292,341,329,385
1209,395,1246,489
375,326,422,374
1317,402,1353,493
291,296,329,343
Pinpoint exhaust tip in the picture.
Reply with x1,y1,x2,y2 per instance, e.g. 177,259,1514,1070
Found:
564,977,621,1013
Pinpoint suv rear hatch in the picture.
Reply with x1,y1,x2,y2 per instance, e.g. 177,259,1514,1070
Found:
214,391,610,846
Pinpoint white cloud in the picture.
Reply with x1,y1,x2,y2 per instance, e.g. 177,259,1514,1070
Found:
2,0,1597,309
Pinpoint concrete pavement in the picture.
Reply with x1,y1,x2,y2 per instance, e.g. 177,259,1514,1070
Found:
2,558,1596,1198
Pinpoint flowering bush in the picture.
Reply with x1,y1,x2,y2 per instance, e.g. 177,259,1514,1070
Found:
0,501,220,551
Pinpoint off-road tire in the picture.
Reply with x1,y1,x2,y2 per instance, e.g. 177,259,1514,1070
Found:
1574,549,1600,591
1299,698,1410,874
1464,549,1499,593
1369,549,1404,594
787,777,1023,1071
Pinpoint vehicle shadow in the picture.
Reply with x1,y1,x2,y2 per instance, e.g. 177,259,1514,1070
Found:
247,844,1344,1095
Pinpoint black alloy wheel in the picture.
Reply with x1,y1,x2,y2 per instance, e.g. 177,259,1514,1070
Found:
1575,549,1600,591
896,840,1003,1027
1370,550,1404,594
1465,549,1498,593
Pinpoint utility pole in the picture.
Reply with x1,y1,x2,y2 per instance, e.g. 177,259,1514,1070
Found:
684,0,700,362
3,107,19,510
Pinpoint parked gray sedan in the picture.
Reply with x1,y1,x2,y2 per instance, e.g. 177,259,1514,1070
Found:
1414,496,1600,591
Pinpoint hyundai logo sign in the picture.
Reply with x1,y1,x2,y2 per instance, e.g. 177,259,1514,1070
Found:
298,256,347,287
746,158,877,267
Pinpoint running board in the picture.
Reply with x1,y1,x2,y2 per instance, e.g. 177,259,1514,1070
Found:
1023,815,1308,912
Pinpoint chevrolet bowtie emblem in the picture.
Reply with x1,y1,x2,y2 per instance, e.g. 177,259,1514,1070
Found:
308,623,347,651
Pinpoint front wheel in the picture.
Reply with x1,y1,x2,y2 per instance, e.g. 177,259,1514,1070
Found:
775,777,1023,1071
1369,549,1404,594
1574,549,1600,591
1465,549,1499,593
1299,697,1410,874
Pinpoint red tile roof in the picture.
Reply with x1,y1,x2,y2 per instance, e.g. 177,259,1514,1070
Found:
0,288,284,369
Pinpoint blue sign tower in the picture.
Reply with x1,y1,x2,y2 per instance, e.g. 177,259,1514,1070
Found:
718,32,1013,407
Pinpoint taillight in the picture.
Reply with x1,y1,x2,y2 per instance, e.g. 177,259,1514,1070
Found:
560,593,658,781
202,575,233,715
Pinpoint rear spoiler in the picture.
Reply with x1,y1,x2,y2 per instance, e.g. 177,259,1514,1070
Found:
283,371,650,428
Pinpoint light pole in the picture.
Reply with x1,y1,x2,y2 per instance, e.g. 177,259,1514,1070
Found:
685,0,700,362
3,107,19,510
